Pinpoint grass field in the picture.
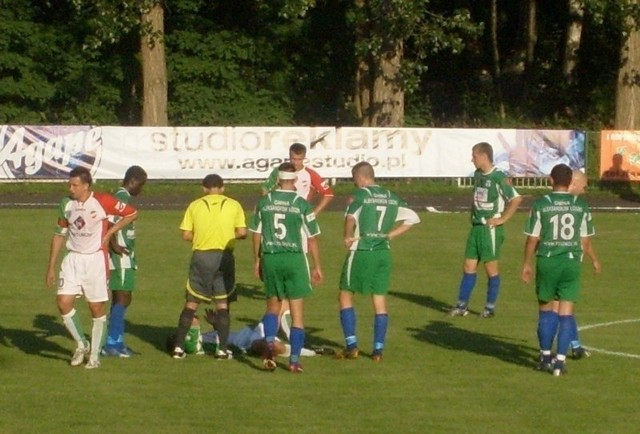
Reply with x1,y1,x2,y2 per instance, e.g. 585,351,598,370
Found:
1,208,639,433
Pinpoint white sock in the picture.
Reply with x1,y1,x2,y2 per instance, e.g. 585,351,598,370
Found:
62,309,87,347
91,315,107,360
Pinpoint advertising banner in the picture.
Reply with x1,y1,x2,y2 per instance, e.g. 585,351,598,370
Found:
0,125,585,180
599,130,640,181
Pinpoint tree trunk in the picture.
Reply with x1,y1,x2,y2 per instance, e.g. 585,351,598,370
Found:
615,13,640,129
562,0,585,84
520,0,537,104
490,0,505,119
525,0,537,68
356,44,404,127
353,0,404,127
141,2,168,126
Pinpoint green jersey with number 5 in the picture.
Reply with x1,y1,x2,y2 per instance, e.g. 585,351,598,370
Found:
346,185,408,251
249,190,320,253
524,191,595,258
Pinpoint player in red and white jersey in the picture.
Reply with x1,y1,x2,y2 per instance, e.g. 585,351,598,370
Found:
45,167,137,369
261,142,334,215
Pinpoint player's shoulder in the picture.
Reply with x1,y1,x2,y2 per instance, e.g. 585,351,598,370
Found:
91,191,113,205
350,186,369,199
223,194,243,207
302,166,320,176
292,193,313,208
490,167,512,180
114,187,131,202
59,195,72,207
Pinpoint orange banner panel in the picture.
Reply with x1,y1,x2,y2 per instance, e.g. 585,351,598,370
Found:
600,131,640,181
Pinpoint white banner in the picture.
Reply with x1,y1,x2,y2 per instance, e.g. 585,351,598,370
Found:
0,125,585,180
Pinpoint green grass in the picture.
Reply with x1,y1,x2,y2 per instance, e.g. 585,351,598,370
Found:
1,209,638,433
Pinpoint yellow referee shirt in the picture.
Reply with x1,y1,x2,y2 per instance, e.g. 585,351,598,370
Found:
180,194,246,251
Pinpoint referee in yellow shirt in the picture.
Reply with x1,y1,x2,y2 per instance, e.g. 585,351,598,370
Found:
171,174,247,360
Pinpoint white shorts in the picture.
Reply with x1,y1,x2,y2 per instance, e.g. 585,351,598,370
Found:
58,251,109,303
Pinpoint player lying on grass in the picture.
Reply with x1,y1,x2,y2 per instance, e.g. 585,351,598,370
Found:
166,305,322,358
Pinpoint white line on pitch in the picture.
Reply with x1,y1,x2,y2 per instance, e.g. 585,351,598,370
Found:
578,318,640,359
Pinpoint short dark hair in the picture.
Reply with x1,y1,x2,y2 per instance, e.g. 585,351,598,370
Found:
202,174,224,189
352,161,375,179
472,142,494,163
278,162,296,173
289,143,307,155
123,165,147,184
550,164,573,187
69,166,92,185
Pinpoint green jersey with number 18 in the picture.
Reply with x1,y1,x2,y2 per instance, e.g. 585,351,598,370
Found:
524,191,595,258
249,190,320,254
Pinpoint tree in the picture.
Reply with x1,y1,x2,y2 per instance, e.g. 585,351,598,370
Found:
141,2,168,126
615,0,640,129
353,0,404,126
563,0,585,84
69,0,167,126
350,0,481,127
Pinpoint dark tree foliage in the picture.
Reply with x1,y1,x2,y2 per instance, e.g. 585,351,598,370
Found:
0,1,136,124
0,0,631,128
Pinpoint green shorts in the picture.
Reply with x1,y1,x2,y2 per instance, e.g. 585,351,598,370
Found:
535,256,582,303
261,252,312,300
339,249,391,295
109,268,136,292
464,224,504,262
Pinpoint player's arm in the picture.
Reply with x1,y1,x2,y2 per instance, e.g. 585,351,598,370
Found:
103,213,137,247
235,227,247,239
309,169,334,215
489,194,523,227
261,168,279,195
388,206,421,241
581,236,601,273
313,194,333,215
307,235,323,286
46,233,65,288
109,234,127,255
343,214,357,248
97,193,138,246
234,205,248,240
182,230,193,242
521,235,539,284
251,231,262,280
108,218,128,255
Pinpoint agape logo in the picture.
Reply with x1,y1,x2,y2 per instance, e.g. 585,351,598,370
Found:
0,126,103,180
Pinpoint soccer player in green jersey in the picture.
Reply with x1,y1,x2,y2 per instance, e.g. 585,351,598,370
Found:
102,165,147,358
249,162,323,373
336,161,420,362
521,164,599,376
449,142,522,318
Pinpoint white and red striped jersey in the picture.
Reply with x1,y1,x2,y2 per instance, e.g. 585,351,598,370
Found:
54,192,137,254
